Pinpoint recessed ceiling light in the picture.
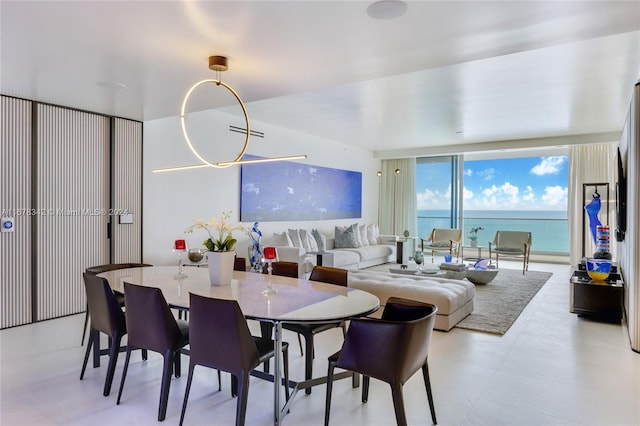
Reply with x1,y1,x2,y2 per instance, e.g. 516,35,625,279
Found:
97,81,127,90
367,0,408,20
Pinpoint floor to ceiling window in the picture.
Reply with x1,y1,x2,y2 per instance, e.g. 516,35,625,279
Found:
416,152,569,255
462,155,569,254
416,156,460,237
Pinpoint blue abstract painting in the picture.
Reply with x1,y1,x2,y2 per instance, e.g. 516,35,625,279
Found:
240,156,362,222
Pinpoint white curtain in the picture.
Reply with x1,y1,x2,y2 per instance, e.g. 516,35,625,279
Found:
568,143,618,265
379,158,417,237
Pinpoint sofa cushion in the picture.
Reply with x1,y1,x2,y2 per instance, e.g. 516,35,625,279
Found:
340,245,393,262
367,223,379,245
358,224,369,246
329,250,360,268
335,225,358,248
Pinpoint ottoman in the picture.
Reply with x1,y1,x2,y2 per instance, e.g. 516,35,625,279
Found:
348,270,475,331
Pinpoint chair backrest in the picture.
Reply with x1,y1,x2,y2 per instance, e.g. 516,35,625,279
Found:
263,261,299,278
188,293,260,375
83,272,126,337
493,231,532,249
123,282,185,353
309,265,348,286
234,257,247,271
338,297,437,384
85,263,151,276
428,228,462,246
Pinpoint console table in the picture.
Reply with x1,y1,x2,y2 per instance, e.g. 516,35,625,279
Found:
570,269,624,321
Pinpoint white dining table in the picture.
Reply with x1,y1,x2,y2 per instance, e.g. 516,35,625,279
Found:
98,265,379,425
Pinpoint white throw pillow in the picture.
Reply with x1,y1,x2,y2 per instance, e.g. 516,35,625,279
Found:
300,229,318,252
367,224,377,245
287,228,303,248
359,224,369,246
272,231,293,247
352,222,363,247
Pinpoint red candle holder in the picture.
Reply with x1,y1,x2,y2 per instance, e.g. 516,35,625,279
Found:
174,239,187,251
263,246,277,260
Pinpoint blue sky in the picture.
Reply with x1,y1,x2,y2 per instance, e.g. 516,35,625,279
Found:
417,156,568,211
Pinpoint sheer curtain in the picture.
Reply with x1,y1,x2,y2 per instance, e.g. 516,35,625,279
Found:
379,158,417,237
568,143,618,265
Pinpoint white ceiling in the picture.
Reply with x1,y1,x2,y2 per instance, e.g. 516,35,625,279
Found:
1,1,639,157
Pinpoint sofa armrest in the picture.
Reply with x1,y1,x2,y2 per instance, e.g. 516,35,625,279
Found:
275,246,306,262
377,234,399,245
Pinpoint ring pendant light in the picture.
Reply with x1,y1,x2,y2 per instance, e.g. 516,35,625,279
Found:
153,56,307,173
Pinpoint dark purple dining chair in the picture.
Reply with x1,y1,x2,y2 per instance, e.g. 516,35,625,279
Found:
324,297,438,426
117,282,189,422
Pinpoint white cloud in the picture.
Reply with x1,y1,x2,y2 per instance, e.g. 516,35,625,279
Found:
464,169,473,177
477,167,496,181
541,185,568,207
522,185,535,202
463,187,474,200
531,156,566,176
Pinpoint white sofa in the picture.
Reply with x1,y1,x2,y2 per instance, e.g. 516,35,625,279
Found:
272,232,397,278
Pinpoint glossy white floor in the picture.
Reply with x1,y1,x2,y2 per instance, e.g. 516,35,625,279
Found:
1,261,639,426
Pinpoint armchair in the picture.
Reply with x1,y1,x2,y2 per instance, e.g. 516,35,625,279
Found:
488,230,532,274
420,228,462,262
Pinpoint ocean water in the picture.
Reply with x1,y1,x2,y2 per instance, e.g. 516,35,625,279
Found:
418,210,568,253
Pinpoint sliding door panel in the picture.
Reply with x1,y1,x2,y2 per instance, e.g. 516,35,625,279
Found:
112,118,142,263
0,96,32,328
36,105,109,321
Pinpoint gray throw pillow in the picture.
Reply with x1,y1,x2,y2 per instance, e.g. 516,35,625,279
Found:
334,225,358,248
311,228,326,252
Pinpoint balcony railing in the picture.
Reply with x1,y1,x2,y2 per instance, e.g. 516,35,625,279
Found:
417,213,569,254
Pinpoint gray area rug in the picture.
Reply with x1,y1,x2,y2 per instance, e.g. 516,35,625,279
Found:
359,263,552,335
455,268,552,335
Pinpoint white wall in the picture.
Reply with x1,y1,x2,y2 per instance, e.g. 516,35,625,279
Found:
143,110,380,266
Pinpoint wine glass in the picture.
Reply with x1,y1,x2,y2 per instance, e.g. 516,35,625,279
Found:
261,246,278,295
414,250,424,274
173,239,188,279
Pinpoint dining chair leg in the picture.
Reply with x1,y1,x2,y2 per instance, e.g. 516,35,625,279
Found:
174,350,181,378
324,362,336,426
362,376,370,402
116,347,133,405
179,362,196,426
79,328,95,380
422,363,437,424
283,345,291,402
231,375,238,397
103,334,122,396
81,306,89,346
158,351,175,421
390,382,408,426
260,322,274,372
235,372,250,426
217,369,222,391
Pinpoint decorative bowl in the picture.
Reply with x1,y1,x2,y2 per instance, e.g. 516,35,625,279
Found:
586,258,612,281
188,248,204,263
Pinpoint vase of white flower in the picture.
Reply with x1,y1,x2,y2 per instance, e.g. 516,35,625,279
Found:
206,251,236,286
185,211,245,286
